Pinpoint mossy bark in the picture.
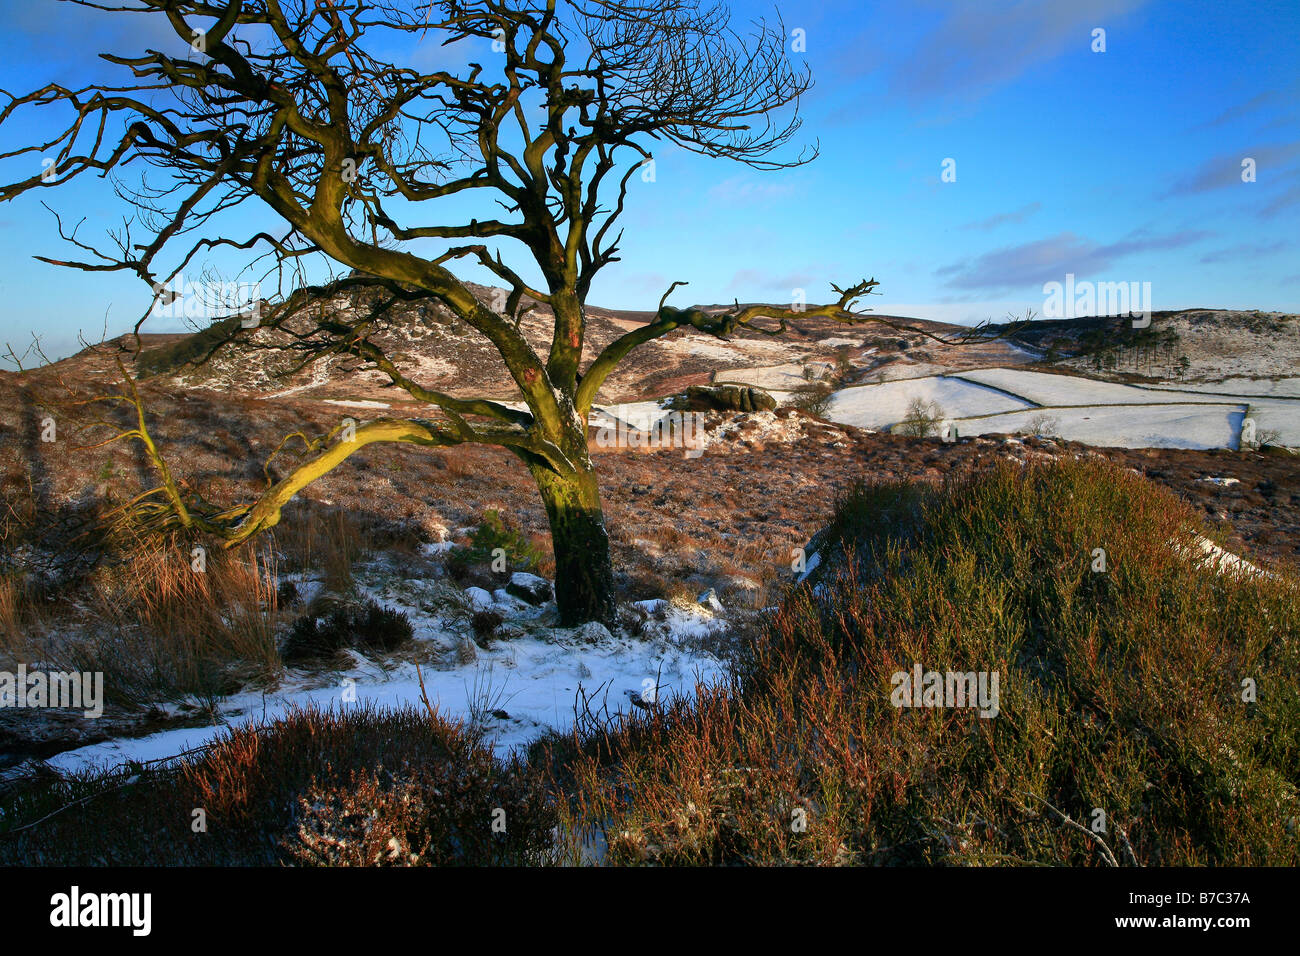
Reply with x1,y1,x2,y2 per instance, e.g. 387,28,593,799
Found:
528,459,616,627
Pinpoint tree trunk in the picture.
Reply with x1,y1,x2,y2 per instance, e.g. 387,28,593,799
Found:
528,459,617,627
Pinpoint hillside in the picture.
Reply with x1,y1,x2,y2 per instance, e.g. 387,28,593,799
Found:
2,288,1298,783
24,281,1038,404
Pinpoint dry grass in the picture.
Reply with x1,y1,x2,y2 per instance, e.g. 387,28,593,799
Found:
0,573,38,654
271,505,364,591
12,458,1293,867
13,535,285,709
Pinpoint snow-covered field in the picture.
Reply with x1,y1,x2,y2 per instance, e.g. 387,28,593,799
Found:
320,399,392,410
43,562,731,778
589,400,675,432
1144,377,1300,399
950,368,1224,406
826,376,1035,430
714,361,834,390
815,366,1300,451
953,403,1245,449
1243,400,1300,447
655,334,791,363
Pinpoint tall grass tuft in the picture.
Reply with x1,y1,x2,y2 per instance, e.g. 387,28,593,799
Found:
56,534,284,708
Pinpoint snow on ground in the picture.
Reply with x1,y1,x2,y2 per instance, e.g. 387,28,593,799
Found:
817,366,1300,450
1189,533,1268,578
714,362,831,390
1241,400,1300,447
399,352,461,385
655,334,791,363
590,400,675,432
950,368,1225,406
320,399,392,410
703,409,810,446
260,361,335,398
1002,341,1047,361
826,376,1035,430
44,567,730,778
1144,377,1300,399
953,403,1245,449
864,359,950,382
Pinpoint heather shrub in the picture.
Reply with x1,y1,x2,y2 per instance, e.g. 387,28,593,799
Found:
550,459,1300,865
281,598,413,664
0,705,555,865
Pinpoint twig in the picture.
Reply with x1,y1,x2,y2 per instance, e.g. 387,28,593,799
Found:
1018,791,1121,867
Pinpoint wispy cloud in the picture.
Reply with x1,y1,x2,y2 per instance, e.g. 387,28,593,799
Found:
1164,140,1300,196
1199,239,1292,264
1259,182,1300,219
883,0,1151,103
1195,91,1279,129
725,268,819,294
1257,113,1300,134
961,202,1042,231
937,229,1212,291
612,272,673,295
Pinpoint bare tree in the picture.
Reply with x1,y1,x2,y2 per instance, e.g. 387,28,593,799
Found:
0,0,972,624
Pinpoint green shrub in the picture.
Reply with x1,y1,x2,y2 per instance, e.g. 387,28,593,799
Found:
446,510,543,577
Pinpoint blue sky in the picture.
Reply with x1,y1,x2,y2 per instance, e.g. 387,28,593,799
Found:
0,0,1297,364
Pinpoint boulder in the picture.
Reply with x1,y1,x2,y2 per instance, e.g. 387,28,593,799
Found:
575,621,614,644
697,587,724,613
506,572,553,605
667,385,777,413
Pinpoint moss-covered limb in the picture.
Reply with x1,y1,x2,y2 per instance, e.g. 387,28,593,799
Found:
39,359,197,530
575,278,874,412
430,244,552,309
220,417,453,544
98,356,567,541
284,210,564,425
575,313,683,415
181,409,576,546
545,289,586,389
345,338,534,428
341,340,581,472
101,345,582,549
578,277,1029,413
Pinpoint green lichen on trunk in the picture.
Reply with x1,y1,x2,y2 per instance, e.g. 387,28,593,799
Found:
528,460,615,627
